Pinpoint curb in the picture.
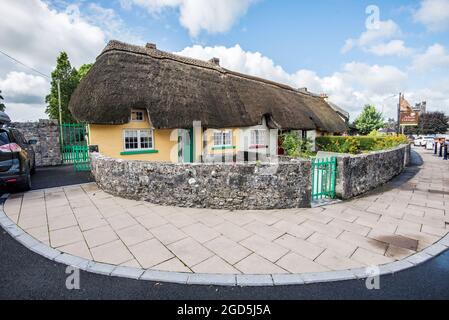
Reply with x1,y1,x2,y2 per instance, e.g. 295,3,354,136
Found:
1,201,448,287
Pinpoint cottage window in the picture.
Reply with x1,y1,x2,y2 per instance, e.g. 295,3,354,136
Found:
131,110,144,122
250,129,266,146
213,130,232,146
124,129,153,151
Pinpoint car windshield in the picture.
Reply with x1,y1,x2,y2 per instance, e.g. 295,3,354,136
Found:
0,131,10,146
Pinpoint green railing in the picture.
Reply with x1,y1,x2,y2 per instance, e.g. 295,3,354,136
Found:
60,123,90,171
311,157,337,200
61,123,88,147
72,145,90,172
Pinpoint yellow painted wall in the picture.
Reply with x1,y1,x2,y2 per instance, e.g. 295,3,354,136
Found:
88,112,178,162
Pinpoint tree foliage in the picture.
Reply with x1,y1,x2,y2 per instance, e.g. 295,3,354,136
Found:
281,132,314,158
353,105,386,135
78,63,92,80
404,112,448,135
45,52,92,123
0,90,5,112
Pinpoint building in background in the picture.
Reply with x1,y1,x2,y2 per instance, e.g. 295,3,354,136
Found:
413,101,427,115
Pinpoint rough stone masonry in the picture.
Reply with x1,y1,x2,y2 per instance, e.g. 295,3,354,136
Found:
335,144,411,199
90,154,312,210
9,119,62,167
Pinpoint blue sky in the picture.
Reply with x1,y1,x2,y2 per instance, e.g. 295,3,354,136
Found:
1,0,449,121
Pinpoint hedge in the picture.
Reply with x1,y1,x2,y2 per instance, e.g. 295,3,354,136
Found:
316,135,409,154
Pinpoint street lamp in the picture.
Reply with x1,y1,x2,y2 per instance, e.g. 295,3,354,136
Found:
57,79,64,146
380,93,401,136
381,94,398,115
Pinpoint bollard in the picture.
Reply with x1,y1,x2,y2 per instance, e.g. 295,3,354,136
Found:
444,144,448,160
439,143,443,157
434,142,438,154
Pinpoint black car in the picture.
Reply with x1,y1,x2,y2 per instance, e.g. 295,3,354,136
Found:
0,113,36,191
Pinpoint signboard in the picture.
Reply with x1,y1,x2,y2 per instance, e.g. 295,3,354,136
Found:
399,94,419,126
400,111,419,126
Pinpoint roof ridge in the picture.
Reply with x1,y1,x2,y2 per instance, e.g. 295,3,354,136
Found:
100,40,322,99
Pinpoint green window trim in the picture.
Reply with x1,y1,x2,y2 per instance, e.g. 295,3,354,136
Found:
212,145,237,151
120,149,159,155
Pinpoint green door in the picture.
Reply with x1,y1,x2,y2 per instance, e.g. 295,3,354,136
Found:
178,129,194,163
311,157,337,201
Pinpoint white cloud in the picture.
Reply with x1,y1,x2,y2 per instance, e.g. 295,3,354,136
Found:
0,0,105,73
84,3,144,45
177,44,289,82
342,20,400,51
341,20,412,57
0,72,49,104
120,0,257,36
0,0,125,121
411,43,449,71
4,103,48,122
177,44,410,119
414,0,449,31
367,40,413,57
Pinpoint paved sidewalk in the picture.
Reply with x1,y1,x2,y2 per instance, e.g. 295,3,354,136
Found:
3,148,448,276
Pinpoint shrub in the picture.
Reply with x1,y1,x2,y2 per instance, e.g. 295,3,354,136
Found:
281,132,314,158
316,135,409,154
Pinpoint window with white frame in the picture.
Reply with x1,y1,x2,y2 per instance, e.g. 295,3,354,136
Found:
213,130,232,146
131,110,144,121
124,129,153,151
250,129,266,145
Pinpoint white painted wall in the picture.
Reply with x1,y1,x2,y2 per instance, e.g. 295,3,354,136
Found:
238,117,278,156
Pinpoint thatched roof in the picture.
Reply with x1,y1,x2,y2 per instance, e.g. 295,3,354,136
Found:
69,40,347,132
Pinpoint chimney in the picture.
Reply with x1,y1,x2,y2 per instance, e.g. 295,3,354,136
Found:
298,87,308,93
145,43,157,50
209,57,220,66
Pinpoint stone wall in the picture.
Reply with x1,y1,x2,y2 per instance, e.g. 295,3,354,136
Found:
9,120,62,167
90,154,312,210
335,144,410,200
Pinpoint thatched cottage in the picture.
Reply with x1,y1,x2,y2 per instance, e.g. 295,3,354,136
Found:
69,40,347,163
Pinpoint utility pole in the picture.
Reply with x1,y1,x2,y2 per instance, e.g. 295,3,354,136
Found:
397,92,401,136
57,79,64,146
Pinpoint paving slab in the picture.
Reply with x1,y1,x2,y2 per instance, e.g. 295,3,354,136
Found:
1,147,448,286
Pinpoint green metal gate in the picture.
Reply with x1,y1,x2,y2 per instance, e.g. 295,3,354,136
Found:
60,123,90,171
311,157,337,201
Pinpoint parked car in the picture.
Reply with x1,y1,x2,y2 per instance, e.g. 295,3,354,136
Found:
0,112,36,191
422,136,435,148
425,139,434,150
413,136,424,146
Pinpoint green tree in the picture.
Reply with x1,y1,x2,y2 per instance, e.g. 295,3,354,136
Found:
418,112,448,134
45,52,80,123
0,90,5,112
281,132,314,158
353,105,385,135
404,112,449,135
78,63,92,80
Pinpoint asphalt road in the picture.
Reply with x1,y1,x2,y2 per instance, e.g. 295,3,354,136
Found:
0,225,449,300
0,165,93,195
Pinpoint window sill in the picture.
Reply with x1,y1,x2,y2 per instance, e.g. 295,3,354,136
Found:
212,146,237,151
120,150,159,155
249,145,268,149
